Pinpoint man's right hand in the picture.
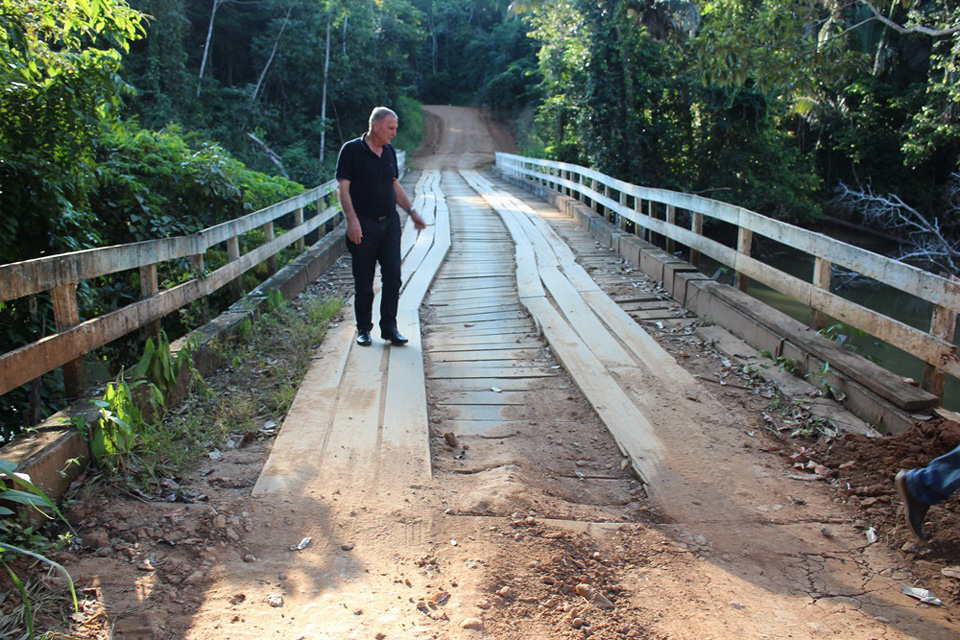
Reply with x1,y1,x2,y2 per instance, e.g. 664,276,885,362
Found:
347,218,363,244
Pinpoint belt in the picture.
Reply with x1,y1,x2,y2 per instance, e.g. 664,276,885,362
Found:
362,214,391,222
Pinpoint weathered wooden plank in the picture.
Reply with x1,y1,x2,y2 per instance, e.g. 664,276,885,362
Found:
253,320,355,495
429,348,542,363
502,153,960,313
0,188,337,303
432,310,528,324
706,282,940,410
430,300,524,314
520,296,665,485
427,363,558,379
443,419,528,437
436,391,530,405
440,404,513,421
0,210,334,397
538,266,634,368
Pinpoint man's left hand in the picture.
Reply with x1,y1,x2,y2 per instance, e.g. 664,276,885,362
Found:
411,212,427,230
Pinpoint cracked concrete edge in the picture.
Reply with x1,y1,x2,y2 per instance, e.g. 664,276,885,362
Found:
2,227,348,501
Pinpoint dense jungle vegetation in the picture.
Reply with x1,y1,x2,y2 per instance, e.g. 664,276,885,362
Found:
1,0,957,436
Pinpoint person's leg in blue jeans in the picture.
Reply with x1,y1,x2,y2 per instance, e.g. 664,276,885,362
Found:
896,445,960,540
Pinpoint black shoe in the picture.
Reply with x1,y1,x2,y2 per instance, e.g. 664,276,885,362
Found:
356,330,372,347
896,470,929,541
382,328,408,345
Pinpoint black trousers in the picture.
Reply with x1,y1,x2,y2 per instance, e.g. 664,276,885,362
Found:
347,213,402,333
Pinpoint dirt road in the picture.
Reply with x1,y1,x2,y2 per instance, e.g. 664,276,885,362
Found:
46,107,960,640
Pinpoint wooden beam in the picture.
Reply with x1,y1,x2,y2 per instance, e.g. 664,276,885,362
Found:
51,283,85,398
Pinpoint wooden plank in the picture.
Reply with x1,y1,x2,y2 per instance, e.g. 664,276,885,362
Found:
437,391,531,405
320,369,383,470
432,310,528,324
427,363,558,379
440,404,513,421
427,333,537,348
427,318,534,334
504,154,960,323
707,283,940,410
431,300,524,314
380,307,431,481
521,297,665,485
444,420,527,437
253,319,356,495
580,290,692,380
538,266,634,368
429,348,542,363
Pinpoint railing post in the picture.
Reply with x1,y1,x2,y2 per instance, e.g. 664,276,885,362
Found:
51,284,86,398
227,236,243,300
735,227,753,292
263,221,277,275
646,200,654,243
619,192,628,231
665,205,676,255
140,263,161,338
690,211,704,268
294,207,305,252
633,197,643,240
811,257,831,330
922,275,958,398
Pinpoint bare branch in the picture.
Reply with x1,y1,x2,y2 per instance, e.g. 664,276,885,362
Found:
832,182,960,276
857,0,960,37
247,132,289,179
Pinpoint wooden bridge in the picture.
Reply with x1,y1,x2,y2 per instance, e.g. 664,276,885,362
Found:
4,117,960,636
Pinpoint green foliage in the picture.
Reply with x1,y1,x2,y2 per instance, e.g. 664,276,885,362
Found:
128,331,197,399
0,459,78,640
528,0,822,220
88,376,153,472
393,96,425,152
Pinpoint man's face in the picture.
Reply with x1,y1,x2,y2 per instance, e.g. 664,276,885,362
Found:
372,114,398,146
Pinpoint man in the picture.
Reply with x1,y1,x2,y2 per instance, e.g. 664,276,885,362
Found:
336,106,426,346
896,445,960,540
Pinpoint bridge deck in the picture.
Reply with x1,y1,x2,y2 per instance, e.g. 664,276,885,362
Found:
252,170,823,523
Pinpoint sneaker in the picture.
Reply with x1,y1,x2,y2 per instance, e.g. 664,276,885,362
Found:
896,470,929,541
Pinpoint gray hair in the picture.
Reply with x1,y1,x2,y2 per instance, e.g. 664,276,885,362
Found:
369,106,397,130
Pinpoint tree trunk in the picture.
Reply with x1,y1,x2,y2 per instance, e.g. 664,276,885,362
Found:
251,7,293,104
197,0,224,98
320,6,333,165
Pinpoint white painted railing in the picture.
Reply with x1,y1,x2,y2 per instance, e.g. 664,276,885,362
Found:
497,152,959,396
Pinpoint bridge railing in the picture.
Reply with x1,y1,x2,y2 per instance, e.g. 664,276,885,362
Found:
496,152,959,398
0,148,407,402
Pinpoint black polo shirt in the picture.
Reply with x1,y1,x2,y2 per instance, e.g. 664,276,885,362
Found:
335,135,398,219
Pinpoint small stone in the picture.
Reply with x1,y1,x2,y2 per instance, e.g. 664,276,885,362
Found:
225,529,240,542
183,570,205,586
375,633,386,640
444,432,459,447
243,554,256,563
902,541,918,553
341,542,355,551
83,531,110,550
820,526,833,538
572,618,585,629
496,586,516,599
460,617,484,631
476,599,491,610
266,594,284,608
354,609,363,615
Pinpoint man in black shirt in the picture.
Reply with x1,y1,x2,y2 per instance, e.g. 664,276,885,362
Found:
336,106,426,346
